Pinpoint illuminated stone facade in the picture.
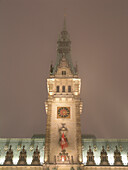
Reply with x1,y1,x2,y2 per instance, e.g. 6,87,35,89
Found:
0,20,128,169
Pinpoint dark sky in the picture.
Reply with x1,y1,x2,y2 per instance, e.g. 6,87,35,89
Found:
0,0,128,138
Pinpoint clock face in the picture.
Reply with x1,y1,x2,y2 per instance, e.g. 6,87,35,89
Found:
57,107,70,118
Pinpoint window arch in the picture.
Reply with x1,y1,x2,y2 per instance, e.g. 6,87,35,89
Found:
62,86,65,92
68,86,71,92
56,86,60,92
62,71,66,75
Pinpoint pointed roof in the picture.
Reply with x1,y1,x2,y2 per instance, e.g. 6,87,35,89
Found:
52,18,77,76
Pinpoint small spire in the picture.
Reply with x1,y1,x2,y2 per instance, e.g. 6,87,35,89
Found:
63,15,66,31
58,33,61,41
50,61,54,74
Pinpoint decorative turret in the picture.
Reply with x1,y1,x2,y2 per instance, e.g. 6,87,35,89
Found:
75,63,78,74
17,146,27,165
4,145,13,165
86,146,96,165
114,146,123,166
31,146,40,165
100,146,109,165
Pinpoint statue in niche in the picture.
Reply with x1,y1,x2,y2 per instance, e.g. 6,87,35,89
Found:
31,146,40,165
114,146,123,165
100,146,109,165
17,146,27,165
4,145,13,165
86,146,96,165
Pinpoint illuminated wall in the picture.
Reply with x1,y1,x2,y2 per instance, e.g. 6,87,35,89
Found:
0,137,128,167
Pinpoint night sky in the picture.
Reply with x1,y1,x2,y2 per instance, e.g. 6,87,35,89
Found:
0,0,128,138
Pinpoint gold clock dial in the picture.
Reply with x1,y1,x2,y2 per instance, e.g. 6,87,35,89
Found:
57,107,70,118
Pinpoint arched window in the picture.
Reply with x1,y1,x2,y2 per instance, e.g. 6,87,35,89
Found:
68,86,71,92
62,71,66,75
56,86,60,92
62,86,65,92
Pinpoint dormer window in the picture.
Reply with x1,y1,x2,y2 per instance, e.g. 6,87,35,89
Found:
68,86,71,92
62,71,66,75
56,86,60,92
62,86,65,92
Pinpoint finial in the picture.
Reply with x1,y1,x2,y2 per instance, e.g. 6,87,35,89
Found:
50,62,53,74
75,62,78,74
63,15,66,31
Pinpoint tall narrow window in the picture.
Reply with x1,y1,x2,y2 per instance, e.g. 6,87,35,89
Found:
56,86,60,92
62,86,65,92
68,86,71,92
62,71,66,75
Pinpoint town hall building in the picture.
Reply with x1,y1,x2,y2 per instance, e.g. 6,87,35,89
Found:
0,20,128,170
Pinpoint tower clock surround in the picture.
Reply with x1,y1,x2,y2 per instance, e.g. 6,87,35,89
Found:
57,107,70,119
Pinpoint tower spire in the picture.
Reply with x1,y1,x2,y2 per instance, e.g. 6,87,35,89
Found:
63,15,66,31
51,19,77,76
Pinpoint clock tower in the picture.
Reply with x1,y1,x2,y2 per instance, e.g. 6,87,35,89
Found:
44,19,83,165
